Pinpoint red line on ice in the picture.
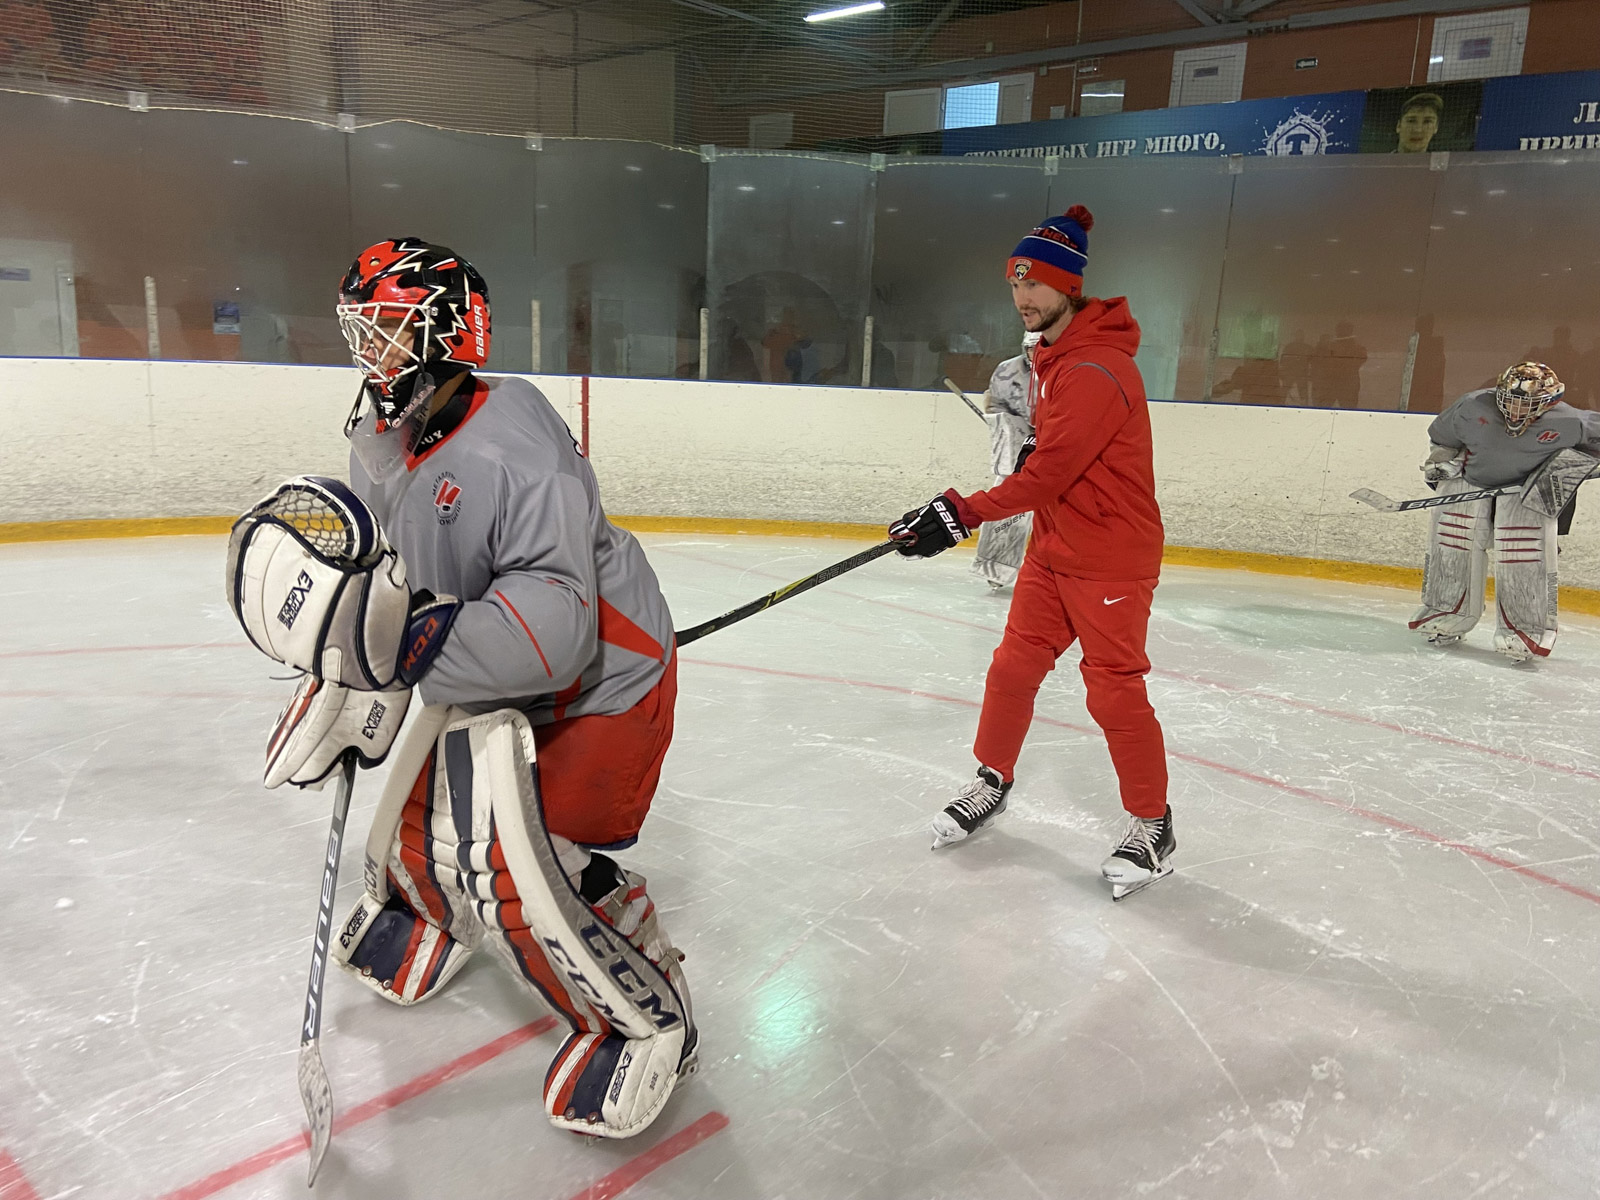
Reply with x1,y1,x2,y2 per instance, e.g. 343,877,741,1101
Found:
156,1016,559,1200
562,1111,731,1200
659,545,1600,784
0,1150,42,1200
0,642,247,659
681,656,1600,909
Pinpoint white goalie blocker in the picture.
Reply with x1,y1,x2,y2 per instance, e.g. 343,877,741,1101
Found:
331,706,697,1139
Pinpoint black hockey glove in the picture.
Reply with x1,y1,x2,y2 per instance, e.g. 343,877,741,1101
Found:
889,489,973,558
1014,433,1037,473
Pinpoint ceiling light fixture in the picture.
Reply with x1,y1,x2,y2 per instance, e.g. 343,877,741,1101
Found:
804,1,885,23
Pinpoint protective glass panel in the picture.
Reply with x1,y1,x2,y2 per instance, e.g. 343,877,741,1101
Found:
872,159,1049,391
139,110,349,364
1050,156,1234,402
1415,152,1600,414
706,153,874,385
349,125,537,375
533,140,707,378
1213,155,1435,411
0,92,148,358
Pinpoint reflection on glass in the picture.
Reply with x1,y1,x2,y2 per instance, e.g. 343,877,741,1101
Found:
0,85,1597,417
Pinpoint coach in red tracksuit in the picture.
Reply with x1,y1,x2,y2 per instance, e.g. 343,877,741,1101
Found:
890,204,1175,896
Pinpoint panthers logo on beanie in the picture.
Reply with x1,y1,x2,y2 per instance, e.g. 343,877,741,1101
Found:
1006,204,1094,297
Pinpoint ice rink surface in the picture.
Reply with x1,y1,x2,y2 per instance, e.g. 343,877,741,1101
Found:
4,531,1600,1200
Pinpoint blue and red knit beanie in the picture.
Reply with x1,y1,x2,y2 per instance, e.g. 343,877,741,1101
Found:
1006,205,1093,297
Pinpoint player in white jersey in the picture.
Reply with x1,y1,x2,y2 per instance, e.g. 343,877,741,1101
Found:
229,239,696,1140
1411,361,1600,661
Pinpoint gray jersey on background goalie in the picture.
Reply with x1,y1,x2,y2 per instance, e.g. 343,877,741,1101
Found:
1428,390,1600,487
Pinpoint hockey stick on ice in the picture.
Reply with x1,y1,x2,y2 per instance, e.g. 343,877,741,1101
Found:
675,540,898,646
942,377,989,422
299,750,357,1186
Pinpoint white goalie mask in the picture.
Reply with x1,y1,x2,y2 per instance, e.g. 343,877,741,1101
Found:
1495,361,1564,437
336,238,491,481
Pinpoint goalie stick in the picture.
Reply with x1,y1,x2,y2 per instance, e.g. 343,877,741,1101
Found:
1351,482,1521,512
942,377,989,422
1352,451,1600,513
675,540,897,646
299,750,357,1186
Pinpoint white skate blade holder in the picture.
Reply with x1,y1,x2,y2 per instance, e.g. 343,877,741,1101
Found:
929,815,967,850
1107,861,1174,902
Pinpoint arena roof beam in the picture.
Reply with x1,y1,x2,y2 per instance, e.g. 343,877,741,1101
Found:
1230,0,1288,16
668,0,896,66
1171,0,1219,26
903,0,966,61
723,0,1515,105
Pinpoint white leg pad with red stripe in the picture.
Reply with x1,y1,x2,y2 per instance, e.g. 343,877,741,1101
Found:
331,704,475,1006
1410,477,1490,639
1491,491,1558,661
441,707,696,1139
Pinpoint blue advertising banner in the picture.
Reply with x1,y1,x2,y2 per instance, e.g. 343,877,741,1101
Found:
942,90,1367,159
1476,68,1600,151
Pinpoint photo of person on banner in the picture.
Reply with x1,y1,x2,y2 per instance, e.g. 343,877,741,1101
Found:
1360,81,1484,154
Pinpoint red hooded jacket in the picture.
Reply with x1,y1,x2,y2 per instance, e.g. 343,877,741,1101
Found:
954,297,1164,581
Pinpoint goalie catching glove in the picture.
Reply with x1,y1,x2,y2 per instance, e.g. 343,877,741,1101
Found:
264,675,410,789
226,475,460,690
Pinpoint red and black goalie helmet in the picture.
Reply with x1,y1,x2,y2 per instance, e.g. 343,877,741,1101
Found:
336,237,491,426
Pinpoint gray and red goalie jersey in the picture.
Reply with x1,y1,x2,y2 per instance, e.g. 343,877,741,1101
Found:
1430,390,1600,487
350,373,674,722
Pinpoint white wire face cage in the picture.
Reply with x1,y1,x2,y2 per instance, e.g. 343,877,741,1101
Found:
336,302,435,407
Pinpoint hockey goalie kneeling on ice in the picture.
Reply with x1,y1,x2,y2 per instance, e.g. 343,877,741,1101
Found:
1411,361,1600,663
226,237,695,1141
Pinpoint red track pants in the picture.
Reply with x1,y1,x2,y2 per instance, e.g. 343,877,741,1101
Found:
974,555,1168,818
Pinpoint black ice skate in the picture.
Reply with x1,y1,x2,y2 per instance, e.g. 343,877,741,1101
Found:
930,767,1011,849
1101,807,1176,900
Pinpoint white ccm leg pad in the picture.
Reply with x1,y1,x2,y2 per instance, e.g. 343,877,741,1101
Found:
1409,477,1491,641
1491,492,1559,661
442,708,695,1139
330,704,475,1006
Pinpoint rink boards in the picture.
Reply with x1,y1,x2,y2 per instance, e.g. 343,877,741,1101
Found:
5,356,1600,591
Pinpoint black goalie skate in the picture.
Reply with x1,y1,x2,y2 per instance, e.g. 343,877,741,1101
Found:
930,767,1012,849
1101,807,1176,900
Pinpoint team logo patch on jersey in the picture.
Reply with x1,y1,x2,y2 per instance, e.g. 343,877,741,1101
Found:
1013,259,1033,279
1537,430,1560,443
433,472,462,524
